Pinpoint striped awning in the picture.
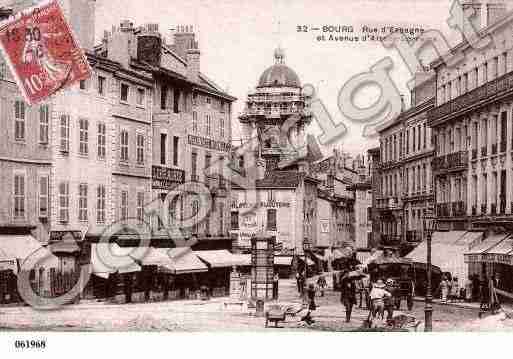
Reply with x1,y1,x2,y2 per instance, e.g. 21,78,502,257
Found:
161,247,208,274
465,233,509,263
91,243,141,278
479,236,513,265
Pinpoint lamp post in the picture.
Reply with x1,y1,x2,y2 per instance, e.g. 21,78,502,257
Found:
303,238,310,280
423,210,436,332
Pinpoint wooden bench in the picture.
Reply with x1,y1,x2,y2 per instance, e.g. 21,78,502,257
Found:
265,305,287,328
223,301,245,309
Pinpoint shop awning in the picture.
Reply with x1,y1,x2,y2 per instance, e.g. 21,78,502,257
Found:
161,247,208,274
0,255,17,272
274,256,293,266
454,231,483,247
194,250,248,268
130,247,173,267
230,253,251,266
480,235,513,265
50,240,81,254
465,233,509,263
297,257,315,266
406,231,480,286
0,235,58,272
91,243,141,278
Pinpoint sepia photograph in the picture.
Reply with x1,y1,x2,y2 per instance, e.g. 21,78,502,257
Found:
1,0,513,355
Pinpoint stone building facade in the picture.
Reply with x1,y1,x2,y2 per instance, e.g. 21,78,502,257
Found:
374,70,435,254
428,3,513,231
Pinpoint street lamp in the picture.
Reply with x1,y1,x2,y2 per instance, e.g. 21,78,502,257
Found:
303,238,311,280
423,210,437,332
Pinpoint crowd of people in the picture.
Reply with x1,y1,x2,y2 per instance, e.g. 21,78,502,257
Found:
295,265,403,327
436,273,502,311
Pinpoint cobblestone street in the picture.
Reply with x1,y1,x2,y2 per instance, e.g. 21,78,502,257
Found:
1,278,511,332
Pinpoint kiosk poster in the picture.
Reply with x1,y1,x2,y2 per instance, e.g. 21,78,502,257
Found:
0,0,91,105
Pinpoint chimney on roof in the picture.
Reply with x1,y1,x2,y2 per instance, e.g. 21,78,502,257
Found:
487,1,507,26
137,23,162,67
173,25,195,59
105,20,136,67
461,1,482,36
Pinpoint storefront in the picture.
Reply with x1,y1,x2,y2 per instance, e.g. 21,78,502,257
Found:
0,234,59,303
194,250,247,297
406,231,483,288
465,234,513,296
465,232,510,280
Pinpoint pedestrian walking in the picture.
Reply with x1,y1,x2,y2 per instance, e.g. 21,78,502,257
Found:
356,278,364,308
361,274,371,309
316,275,327,297
450,277,459,302
439,276,450,304
464,276,473,302
340,275,357,323
295,271,301,293
384,279,396,321
301,283,317,325
472,274,480,301
368,279,392,326
479,275,490,311
273,272,279,300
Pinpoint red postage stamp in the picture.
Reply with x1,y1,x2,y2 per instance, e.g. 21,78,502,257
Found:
0,0,91,105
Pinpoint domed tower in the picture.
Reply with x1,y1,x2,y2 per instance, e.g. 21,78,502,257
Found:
239,48,312,173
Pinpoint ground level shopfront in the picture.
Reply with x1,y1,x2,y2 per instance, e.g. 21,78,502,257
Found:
86,245,248,304
465,233,513,295
0,233,61,304
406,231,484,288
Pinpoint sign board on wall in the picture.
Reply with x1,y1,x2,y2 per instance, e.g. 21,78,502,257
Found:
320,220,330,233
152,166,185,190
0,0,92,105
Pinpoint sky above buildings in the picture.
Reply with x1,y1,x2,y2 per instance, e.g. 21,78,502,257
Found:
92,0,467,156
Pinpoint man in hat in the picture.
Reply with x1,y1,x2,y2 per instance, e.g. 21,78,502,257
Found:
369,279,392,322
340,274,357,323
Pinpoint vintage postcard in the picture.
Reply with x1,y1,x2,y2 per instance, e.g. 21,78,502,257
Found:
0,0,513,356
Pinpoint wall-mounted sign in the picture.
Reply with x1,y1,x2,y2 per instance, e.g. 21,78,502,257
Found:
50,230,83,242
231,201,291,209
152,165,185,190
0,0,91,105
320,220,330,233
188,134,231,152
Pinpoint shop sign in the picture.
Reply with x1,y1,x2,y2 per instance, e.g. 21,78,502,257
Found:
152,165,185,190
231,201,291,209
50,230,83,242
188,134,231,152
320,220,330,233
0,0,91,105
464,254,481,263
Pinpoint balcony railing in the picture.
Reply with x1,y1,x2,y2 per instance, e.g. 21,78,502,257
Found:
436,203,450,217
428,68,513,123
406,231,422,243
452,201,466,217
381,235,402,246
432,151,468,172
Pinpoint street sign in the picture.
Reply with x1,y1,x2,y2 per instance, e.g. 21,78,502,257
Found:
0,0,91,105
